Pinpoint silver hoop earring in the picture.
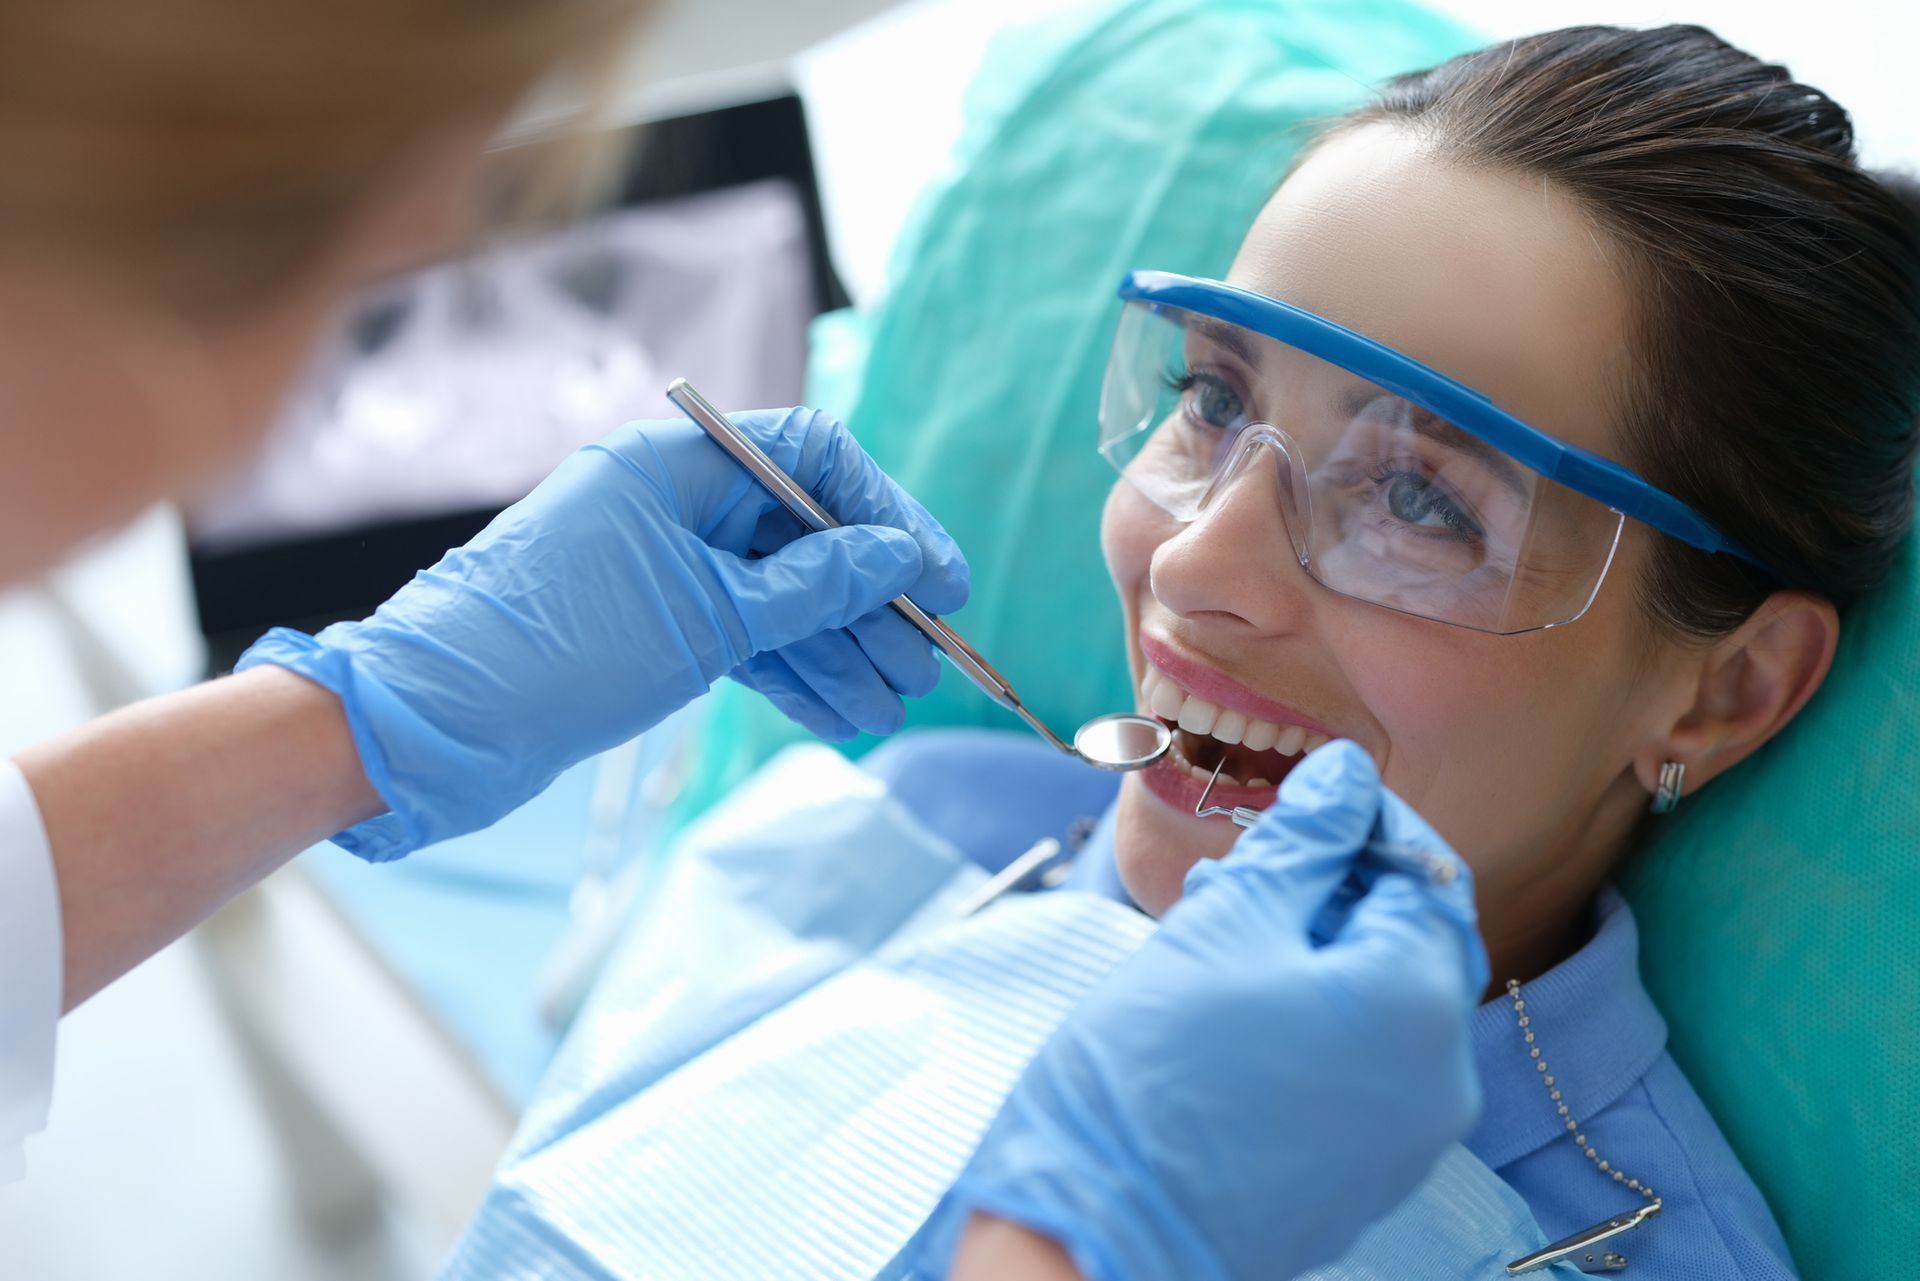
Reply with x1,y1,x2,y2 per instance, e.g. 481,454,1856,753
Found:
1650,761,1685,815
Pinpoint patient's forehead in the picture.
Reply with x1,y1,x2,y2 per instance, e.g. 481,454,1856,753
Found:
1227,123,1633,460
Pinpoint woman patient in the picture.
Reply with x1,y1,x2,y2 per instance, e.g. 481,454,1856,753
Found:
478,23,1919,1281
921,23,1916,1278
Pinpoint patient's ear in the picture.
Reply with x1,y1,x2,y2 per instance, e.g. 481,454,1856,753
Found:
1632,591,1839,800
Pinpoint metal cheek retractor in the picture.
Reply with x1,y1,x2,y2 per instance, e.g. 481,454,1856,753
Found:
665,378,1171,772
1193,758,1459,887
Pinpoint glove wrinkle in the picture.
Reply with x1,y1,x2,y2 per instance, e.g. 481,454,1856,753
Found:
238,409,965,858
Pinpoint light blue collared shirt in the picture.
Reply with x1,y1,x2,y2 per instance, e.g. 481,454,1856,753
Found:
863,729,1800,1280
1466,887,1796,1279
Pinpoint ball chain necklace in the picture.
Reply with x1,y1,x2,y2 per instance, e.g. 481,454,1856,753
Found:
1501,978,1663,1274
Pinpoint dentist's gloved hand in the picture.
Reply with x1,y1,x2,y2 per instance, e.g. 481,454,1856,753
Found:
238,407,967,862
917,742,1489,1281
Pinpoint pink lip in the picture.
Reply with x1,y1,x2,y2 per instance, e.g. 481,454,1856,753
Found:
1137,634,1335,736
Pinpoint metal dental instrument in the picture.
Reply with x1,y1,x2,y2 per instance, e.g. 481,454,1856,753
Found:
666,378,1171,771
1070,711,1172,770
955,837,1068,918
1193,758,1459,886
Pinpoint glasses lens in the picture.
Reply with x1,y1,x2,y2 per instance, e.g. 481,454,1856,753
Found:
1099,302,1230,520
1098,299,1624,633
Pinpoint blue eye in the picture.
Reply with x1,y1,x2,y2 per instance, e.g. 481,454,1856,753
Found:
1163,370,1248,431
1377,470,1483,539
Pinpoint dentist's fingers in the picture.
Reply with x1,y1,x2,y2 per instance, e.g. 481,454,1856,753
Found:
1182,740,1384,935
844,605,943,700
767,628,909,737
715,523,923,655
732,652,860,742
736,407,972,616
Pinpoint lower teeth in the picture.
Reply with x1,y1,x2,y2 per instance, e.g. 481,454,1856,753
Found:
1168,730,1274,789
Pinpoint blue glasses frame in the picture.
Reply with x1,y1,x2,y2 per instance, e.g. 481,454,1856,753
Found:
1119,270,1772,573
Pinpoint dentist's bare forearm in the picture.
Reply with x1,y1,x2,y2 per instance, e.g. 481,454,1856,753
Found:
15,666,383,1011
952,1215,1086,1281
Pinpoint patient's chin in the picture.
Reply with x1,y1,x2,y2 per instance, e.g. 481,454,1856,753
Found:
1113,777,1238,917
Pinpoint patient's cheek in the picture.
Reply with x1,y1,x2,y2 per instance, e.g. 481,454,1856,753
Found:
1102,479,1173,589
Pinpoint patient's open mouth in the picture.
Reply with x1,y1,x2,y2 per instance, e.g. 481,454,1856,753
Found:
1165,721,1302,790
1143,663,1330,789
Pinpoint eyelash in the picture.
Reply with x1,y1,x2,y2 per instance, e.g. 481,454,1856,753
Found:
1162,369,1244,424
1366,462,1484,541
1162,369,1202,397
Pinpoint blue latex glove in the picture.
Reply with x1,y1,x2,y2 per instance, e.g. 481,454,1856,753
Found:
238,407,968,862
917,741,1489,1281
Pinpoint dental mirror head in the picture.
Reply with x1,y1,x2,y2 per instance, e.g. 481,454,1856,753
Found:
1073,712,1172,771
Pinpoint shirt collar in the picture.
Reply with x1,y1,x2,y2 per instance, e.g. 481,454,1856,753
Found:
1464,886,1669,1170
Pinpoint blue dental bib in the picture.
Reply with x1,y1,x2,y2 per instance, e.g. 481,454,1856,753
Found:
441,747,1576,1280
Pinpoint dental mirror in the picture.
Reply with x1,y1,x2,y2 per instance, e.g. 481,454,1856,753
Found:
1072,712,1173,771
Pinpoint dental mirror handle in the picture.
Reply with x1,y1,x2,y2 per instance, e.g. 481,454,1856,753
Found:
665,379,1076,757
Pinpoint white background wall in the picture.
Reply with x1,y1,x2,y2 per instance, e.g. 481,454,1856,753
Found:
797,0,1920,306
1439,0,1918,172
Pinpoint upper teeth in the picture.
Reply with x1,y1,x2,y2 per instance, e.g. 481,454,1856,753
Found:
1142,664,1330,758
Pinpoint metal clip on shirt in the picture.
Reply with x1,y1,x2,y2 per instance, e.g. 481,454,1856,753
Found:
1506,1200,1661,1274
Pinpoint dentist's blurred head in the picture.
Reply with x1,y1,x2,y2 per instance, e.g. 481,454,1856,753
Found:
0,0,647,585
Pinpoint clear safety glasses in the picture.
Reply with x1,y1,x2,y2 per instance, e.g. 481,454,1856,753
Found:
1099,271,1771,635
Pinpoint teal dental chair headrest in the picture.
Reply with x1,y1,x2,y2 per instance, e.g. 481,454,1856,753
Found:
1619,522,1919,1277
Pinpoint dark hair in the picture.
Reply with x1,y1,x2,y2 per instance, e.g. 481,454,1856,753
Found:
1336,25,1920,635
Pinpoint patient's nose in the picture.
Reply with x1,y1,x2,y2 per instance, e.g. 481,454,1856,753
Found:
1149,444,1318,637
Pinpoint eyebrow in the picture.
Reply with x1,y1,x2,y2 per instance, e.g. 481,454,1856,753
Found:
1330,381,1534,502
1187,315,1262,368
1397,403,1534,501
